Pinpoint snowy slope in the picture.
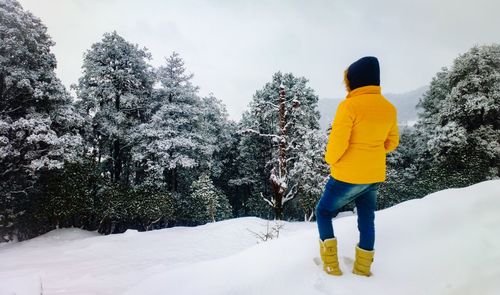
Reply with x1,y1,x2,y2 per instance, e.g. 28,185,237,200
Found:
0,217,314,295
1,180,500,295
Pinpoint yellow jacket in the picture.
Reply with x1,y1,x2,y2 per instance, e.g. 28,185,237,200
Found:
325,85,399,184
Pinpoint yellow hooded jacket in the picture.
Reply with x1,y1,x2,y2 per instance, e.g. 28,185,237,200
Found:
325,85,399,184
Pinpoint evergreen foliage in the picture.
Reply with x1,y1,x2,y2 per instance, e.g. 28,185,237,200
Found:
289,130,329,221
178,174,232,225
36,159,102,231
0,0,84,241
3,0,497,242
381,44,500,207
234,72,322,220
75,31,155,185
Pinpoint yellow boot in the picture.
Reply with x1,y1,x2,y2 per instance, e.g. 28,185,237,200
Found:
319,238,342,276
353,245,374,276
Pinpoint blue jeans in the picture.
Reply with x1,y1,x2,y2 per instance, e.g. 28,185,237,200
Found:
316,176,380,251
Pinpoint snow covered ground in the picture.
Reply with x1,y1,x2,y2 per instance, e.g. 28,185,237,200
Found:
1,180,499,295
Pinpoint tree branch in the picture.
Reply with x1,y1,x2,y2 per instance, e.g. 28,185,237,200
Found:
282,184,297,205
261,192,275,208
258,101,279,109
241,128,281,140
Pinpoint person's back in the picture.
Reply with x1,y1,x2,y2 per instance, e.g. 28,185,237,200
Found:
325,58,398,184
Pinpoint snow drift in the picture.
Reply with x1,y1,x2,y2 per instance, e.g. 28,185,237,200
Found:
1,180,499,295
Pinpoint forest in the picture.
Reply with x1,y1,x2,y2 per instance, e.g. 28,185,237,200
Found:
1,0,499,242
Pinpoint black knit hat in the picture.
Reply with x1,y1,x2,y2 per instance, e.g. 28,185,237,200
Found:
346,56,380,91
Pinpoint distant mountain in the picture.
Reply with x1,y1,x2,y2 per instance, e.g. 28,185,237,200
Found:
318,98,342,131
318,86,428,130
385,86,428,125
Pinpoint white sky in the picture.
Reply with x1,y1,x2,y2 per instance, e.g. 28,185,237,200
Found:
17,0,500,120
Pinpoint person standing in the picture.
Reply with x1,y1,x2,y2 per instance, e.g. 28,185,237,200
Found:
316,56,399,276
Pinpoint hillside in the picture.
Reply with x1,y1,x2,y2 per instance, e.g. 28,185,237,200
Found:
1,180,499,295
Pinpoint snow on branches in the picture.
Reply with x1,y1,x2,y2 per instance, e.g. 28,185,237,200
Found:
240,72,321,220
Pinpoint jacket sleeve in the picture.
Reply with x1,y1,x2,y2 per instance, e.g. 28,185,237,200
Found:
324,101,354,165
384,119,399,153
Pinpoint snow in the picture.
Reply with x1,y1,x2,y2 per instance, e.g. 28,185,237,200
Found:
1,180,500,295
0,218,312,294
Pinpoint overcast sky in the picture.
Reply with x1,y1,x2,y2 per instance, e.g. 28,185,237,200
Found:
17,0,500,120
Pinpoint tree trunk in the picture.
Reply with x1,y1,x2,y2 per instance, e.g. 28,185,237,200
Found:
112,93,122,183
271,84,287,220
113,138,122,183
165,167,178,192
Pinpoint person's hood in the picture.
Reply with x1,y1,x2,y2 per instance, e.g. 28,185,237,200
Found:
344,56,380,92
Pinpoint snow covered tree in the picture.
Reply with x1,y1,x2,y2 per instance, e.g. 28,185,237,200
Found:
201,97,240,216
95,182,128,234
0,0,84,241
289,130,329,221
230,111,272,218
379,126,424,208
94,181,174,234
414,44,500,192
75,31,155,185
178,174,232,225
381,44,500,207
127,181,175,231
238,72,321,220
132,52,203,193
199,94,234,177
36,158,102,230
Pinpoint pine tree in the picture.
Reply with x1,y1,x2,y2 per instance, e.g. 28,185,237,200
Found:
0,0,84,241
238,72,321,220
132,52,203,193
415,44,500,191
231,111,272,218
289,130,329,221
199,94,234,177
379,126,423,208
36,158,102,230
201,96,239,217
382,44,500,206
75,31,155,185
179,174,232,225
128,181,175,231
